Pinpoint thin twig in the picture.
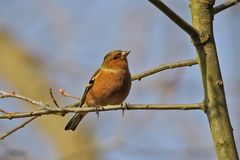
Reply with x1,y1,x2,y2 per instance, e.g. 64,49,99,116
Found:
0,90,48,108
131,58,198,81
49,88,60,108
148,0,199,39
0,102,205,119
59,88,80,100
214,0,240,14
0,116,38,141
0,109,9,114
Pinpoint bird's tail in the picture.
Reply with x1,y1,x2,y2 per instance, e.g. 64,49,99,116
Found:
65,113,85,131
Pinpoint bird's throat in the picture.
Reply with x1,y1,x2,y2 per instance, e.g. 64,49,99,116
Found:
101,67,126,73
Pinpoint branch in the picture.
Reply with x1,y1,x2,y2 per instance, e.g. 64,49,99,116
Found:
0,109,9,114
0,91,49,108
131,58,198,81
148,0,199,39
0,103,205,119
49,88,60,108
0,58,199,119
214,0,240,14
0,116,38,140
0,58,199,139
59,88,80,100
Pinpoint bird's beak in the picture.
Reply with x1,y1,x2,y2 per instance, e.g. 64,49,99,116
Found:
121,50,131,58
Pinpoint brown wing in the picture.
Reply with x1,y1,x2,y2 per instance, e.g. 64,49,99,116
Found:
78,68,100,107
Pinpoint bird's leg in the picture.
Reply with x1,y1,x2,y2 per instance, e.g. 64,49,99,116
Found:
121,102,128,117
95,105,100,118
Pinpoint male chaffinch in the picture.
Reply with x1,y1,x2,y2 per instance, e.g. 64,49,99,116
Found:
65,50,132,131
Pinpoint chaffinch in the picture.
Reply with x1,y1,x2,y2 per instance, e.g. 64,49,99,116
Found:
65,50,132,131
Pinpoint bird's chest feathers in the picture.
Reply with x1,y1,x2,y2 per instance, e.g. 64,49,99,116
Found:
89,68,131,105
96,68,130,91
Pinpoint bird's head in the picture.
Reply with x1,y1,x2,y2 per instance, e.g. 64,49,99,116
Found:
101,50,131,70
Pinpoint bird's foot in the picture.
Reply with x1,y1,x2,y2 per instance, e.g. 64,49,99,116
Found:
96,105,100,118
121,102,128,117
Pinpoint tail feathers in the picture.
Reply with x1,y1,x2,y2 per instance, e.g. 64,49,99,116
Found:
65,113,85,131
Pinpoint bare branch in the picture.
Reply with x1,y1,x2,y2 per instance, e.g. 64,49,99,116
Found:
148,0,199,39
0,102,205,119
0,109,9,114
0,116,38,141
59,88,80,100
0,90,49,108
0,58,200,119
49,88,60,108
0,58,200,140
132,58,198,81
214,0,240,14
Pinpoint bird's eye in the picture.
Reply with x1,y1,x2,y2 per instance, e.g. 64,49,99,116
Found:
113,54,120,60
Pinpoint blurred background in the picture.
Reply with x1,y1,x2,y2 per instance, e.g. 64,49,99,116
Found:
0,0,239,160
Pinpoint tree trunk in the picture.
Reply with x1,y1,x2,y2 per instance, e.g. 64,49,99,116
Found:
190,0,239,159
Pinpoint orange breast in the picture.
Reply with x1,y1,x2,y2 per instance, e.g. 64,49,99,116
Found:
85,69,131,107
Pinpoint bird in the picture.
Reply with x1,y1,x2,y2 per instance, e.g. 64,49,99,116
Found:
65,50,132,131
